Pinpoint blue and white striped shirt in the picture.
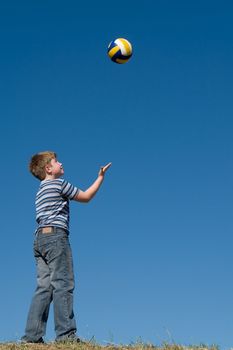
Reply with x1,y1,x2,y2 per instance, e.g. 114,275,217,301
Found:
35,178,79,232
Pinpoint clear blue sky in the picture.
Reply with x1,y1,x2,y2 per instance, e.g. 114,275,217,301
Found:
0,0,233,348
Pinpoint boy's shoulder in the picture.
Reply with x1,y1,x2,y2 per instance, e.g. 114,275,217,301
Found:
39,178,65,189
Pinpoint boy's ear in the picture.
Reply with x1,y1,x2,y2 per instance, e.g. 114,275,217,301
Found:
45,164,52,174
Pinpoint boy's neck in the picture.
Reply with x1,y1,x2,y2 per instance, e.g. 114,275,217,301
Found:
44,174,61,180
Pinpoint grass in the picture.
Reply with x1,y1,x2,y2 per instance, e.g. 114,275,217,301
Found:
0,342,219,350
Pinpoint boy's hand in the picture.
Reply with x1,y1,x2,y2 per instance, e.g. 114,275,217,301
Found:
75,163,112,203
98,162,112,177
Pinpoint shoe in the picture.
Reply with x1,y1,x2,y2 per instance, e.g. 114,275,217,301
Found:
55,333,85,343
21,336,44,344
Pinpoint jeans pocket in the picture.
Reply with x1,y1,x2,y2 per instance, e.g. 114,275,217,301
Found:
46,236,69,263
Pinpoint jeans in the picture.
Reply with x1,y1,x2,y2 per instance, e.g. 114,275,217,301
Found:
23,228,77,342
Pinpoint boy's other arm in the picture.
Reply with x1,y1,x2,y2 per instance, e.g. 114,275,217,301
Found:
74,163,111,203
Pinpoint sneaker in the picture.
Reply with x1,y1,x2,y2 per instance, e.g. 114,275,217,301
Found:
21,336,44,344
55,333,84,343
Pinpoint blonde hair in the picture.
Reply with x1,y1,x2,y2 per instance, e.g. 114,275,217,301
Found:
29,151,57,180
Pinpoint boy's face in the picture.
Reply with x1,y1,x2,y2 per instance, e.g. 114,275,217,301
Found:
46,158,64,178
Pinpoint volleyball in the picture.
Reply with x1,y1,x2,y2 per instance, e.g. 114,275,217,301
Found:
107,38,133,64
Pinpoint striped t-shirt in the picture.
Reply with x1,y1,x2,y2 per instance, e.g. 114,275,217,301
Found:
36,178,79,232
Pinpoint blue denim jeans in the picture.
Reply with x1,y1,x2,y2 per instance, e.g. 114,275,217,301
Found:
23,228,77,342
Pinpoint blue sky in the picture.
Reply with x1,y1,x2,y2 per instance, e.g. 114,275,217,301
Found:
0,0,233,348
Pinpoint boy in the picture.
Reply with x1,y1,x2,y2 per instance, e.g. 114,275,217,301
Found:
21,151,111,343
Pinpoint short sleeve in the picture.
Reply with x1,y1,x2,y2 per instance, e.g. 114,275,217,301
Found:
61,180,79,200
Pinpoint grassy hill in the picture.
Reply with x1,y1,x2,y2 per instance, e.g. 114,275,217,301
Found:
0,343,219,350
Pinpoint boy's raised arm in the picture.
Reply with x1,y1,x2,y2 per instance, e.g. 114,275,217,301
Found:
74,163,112,203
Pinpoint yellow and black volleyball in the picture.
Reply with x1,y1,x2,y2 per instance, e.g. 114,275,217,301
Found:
107,38,133,64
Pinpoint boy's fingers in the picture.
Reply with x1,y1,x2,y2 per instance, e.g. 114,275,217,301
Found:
100,163,112,173
103,163,112,171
